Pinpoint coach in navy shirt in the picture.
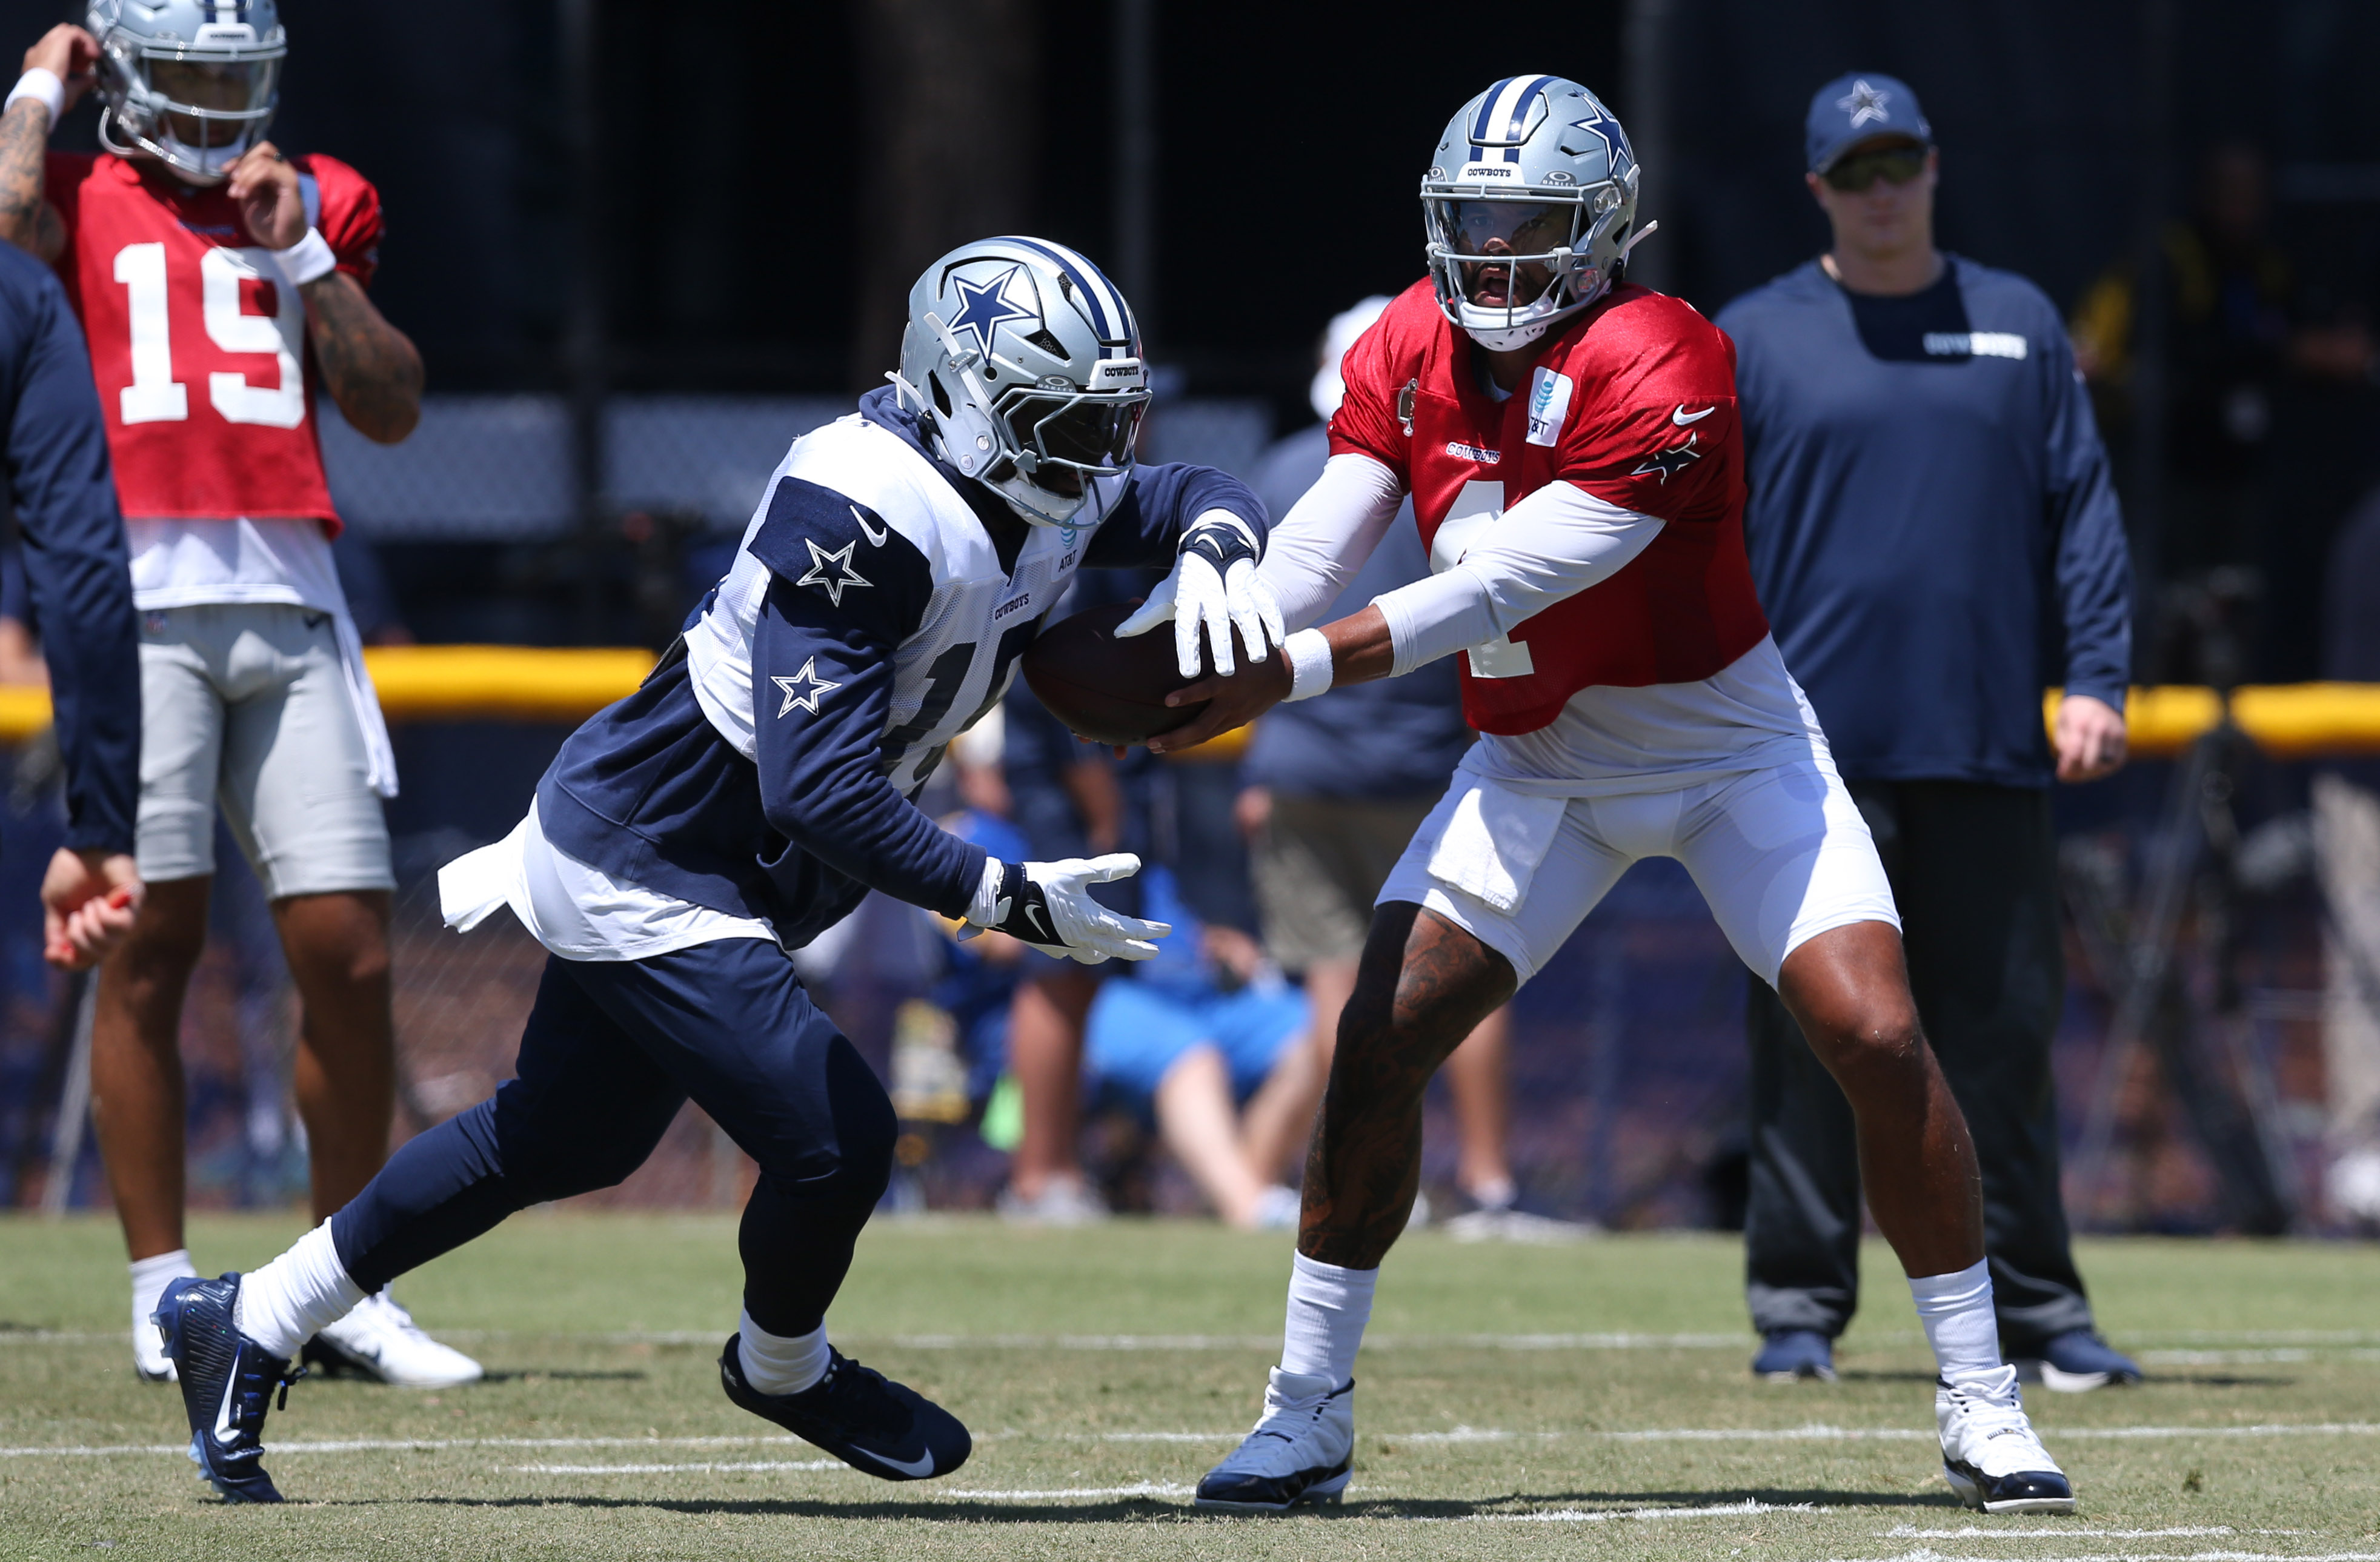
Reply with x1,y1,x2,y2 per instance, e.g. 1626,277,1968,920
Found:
0,238,140,969
1717,74,2137,1389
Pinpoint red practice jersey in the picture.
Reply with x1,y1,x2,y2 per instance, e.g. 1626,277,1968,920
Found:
1329,279,1770,735
45,151,382,532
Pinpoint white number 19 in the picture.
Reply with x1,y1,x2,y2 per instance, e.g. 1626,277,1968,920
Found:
111,241,308,430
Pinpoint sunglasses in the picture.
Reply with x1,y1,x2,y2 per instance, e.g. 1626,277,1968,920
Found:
1823,145,1928,192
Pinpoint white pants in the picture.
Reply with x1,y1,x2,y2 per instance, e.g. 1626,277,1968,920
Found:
2315,772,2380,1148
135,602,394,899
1380,746,1899,987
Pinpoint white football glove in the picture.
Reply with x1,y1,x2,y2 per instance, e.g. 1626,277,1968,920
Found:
964,854,1171,964
1115,511,1286,679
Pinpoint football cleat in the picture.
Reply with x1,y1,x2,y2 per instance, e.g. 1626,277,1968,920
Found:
1194,1368,1355,1514
1752,1328,1837,1382
304,1289,484,1389
1936,1365,2076,1514
2013,1329,2142,1394
153,1274,302,1504
719,1336,970,1481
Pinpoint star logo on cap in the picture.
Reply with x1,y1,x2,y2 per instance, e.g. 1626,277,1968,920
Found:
797,537,873,607
1835,78,1892,128
773,657,841,717
945,265,1037,363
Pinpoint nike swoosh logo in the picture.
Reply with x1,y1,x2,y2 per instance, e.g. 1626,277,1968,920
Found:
1023,903,1052,940
867,1447,937,1478
851,505,889,548
213,1355,241,1446
1672,405,1716,426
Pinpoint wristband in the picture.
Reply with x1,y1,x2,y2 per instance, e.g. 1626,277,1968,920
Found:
5,69,62,127
274,227,339,286
1283,628,1335,703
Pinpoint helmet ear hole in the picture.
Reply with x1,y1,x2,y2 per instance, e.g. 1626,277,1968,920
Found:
931,374,952,417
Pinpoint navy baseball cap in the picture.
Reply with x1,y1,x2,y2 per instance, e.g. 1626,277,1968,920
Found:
1806,73,1932,173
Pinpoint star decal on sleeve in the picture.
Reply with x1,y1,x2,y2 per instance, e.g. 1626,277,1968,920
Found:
1835,79,1892,128
1630,431,1703,484
773,657,842,717
797,537,874,607
943,265,1038,362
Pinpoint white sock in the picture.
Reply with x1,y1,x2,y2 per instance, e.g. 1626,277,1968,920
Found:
735,1310,829,1396
1280,1251,1375,1387
130,1249,198,1336
233,1220,366,1361
1908,1258,2003,1384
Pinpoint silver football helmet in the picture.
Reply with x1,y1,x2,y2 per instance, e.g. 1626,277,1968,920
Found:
893,236,1150,528
87,0,286,187
1421,75,1644,351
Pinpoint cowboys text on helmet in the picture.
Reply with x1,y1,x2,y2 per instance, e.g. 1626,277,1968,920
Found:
1422,75,1647,352
893,237,1151,528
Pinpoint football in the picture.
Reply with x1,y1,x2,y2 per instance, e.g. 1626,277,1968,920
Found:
1022,599,1222,746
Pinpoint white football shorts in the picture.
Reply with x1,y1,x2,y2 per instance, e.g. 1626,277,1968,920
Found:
135,602,395,899
1378,745,1899,988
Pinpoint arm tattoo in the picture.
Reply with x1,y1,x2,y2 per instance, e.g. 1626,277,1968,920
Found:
0,100,62,261
301,271,423,444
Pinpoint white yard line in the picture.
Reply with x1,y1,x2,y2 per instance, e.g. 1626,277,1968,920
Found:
1881,1527,2293,1540
937,1481,1190,1501
1822,1553,2380,1562
1452,1499,1822,1524
5,1419,2376,1461
514,1460,840,1474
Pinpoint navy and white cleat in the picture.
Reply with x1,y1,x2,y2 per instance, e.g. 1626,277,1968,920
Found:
719,1335,969,1481
1936,1366,2076,1514
2014,1329,2142,1394
153,1274,302,1504
1194,1368,1354,1514
1752,1328,1837,1383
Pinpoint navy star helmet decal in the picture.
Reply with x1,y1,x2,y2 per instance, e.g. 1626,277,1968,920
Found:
1630,431,1702,484
773,657,842,717
1835,78,1893,129
1565,101,1633,168
943,266,1039,362
797,538,873,607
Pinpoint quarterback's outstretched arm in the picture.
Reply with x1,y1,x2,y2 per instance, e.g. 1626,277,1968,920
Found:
1148,477,1663,753
1249,453,1408,631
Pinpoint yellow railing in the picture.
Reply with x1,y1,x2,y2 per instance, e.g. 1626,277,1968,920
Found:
0,650,2374,759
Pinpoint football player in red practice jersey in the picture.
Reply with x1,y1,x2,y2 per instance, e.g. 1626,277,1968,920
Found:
1169,78,2076,1517
0,2,478,1389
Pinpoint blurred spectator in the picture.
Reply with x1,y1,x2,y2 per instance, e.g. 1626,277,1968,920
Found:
2070,142,2375,674
1720,73,2138,1389
2315,491,2380,1226
1239,298,1564,1235
1082,866,1316,1229
996,573,1154,1223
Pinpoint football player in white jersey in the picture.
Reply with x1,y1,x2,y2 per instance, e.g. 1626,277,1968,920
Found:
147,236,1281,1503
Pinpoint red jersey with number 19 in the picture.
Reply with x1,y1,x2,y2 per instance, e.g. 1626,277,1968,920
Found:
44,150,381,533
1328,279,1769,736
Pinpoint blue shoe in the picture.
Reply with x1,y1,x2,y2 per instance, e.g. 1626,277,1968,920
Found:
1751,1329,1837,1382
719,1337,969,1481
153,1275,302,1504
2015,1329,2142,1393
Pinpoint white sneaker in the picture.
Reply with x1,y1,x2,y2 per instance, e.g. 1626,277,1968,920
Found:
995,1175,1109,1226
305,1289,484,1388
1936,1366,2076,1514
1248,1186,1302,1231
1193,1368,1355,1513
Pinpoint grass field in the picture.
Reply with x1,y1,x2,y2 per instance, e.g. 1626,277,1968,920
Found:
1,1214,2376,1560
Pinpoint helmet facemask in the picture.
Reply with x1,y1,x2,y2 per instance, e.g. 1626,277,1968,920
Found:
95,23,284,186
1423,175,1635,351
910,311,1149,528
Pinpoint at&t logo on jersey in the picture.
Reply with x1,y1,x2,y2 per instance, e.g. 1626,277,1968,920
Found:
1525,368,1574,447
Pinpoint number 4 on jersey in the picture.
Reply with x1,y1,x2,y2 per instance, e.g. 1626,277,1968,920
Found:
112,241,307,430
